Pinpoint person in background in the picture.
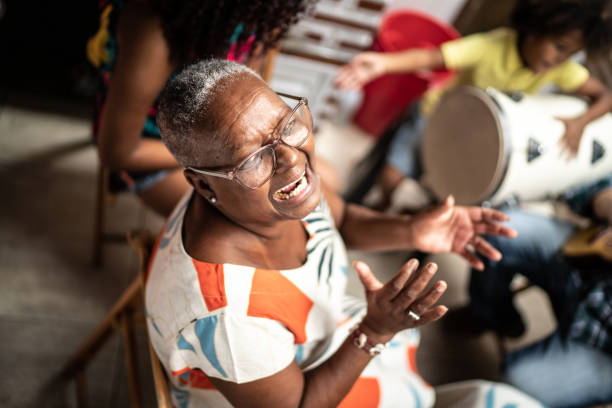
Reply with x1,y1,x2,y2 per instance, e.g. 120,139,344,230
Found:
145,59,536,408
86,0,329,216
471,177,612,407
336,0,612,211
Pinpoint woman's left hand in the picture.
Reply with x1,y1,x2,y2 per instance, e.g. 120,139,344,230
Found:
557,116,586,159
409,196,517,270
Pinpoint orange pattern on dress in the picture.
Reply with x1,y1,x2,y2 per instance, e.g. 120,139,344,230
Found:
337,377,381,408
190,369,217,389
247,269,314,344
192,261,228,311
406,345,430,387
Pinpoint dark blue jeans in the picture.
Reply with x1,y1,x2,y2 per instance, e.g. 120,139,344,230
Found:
469,208,576,327
469,208,612,406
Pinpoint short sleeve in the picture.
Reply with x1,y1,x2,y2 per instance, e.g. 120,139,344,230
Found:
440,33,489,70
553,60,590,92
170,312,296,384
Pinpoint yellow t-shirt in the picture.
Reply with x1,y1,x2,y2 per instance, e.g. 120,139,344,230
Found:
421,27,590,116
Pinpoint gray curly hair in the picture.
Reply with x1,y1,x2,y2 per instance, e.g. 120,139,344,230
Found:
157,59,262,168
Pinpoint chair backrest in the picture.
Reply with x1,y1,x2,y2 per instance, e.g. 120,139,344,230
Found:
127,230,172,408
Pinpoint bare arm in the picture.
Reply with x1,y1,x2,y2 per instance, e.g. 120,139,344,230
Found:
96,2,180,171
574,76,612,125
335,48,445,89
559,76,612,157
324,186,516,269
380,48,446,74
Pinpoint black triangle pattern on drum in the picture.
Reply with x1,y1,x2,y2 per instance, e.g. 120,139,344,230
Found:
592,140,605,164
527,137,543,163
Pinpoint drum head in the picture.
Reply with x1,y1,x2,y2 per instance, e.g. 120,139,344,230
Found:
422,87,505,205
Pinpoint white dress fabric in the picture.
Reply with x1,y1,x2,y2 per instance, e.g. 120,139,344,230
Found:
145,190,434,408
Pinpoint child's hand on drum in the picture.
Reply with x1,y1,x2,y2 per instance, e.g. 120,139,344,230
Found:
557,116,587,159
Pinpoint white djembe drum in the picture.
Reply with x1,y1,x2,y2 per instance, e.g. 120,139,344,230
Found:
421,86,612,206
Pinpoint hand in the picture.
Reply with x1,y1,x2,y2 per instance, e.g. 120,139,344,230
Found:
593,187,612,225
354,259,448,340
557,116,586,159
335,52,387,89
409,196,517,270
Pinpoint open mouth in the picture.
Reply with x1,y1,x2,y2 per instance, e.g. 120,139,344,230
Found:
273,170,308,201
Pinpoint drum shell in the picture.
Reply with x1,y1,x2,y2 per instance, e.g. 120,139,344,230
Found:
422,86,612,206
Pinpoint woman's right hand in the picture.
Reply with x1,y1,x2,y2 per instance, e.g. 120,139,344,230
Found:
354,259,448,339
335,52,388,89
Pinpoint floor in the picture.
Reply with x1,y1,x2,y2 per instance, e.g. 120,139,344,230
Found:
0,91,559,407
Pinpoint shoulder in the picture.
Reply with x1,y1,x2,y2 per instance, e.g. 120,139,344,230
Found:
117,1,161,39
441,28,511,67
485,27,516,41
548,59,590,91
115,1,172,65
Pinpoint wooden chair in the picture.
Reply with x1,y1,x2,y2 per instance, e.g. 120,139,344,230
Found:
64,230,171,408
91,163,126,267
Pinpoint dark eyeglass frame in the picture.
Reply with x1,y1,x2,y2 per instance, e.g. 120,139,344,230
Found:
186,93,312,190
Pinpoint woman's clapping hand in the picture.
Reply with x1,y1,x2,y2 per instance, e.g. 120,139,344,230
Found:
354,259,448,340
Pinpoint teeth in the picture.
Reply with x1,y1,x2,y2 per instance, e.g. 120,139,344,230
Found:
274,174,308,200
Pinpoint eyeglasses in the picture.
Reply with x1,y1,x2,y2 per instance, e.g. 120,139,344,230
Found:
187,93,313,189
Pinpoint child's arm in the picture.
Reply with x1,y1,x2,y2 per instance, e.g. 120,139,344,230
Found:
335,48,444,89
559,76,612,157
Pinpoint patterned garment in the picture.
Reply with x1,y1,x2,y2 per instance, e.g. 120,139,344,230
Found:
562,173,612,219
563,174,612,354
86,0,253,193
145,190,434,408
569,276,612,353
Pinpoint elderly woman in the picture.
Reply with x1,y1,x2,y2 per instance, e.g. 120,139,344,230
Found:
145,59,520,408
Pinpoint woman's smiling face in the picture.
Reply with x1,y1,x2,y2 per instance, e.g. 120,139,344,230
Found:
191,74,321,224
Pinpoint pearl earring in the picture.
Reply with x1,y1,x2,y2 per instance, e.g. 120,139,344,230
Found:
209,196,217,204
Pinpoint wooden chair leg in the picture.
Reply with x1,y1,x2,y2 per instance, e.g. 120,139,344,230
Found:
75,369,88,408
149,339,172,408
92,163,106,267
120,311,143,408
62,278,142,377
128,230,174,407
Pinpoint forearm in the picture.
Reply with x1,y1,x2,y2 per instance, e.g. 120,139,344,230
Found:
213,324,395,408
339,203,413,251
300,327,393,408
98,137,181,172
381,48,445,74
575,90,612,125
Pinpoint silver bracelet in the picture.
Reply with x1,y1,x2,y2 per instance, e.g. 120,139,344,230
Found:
350,324,387,356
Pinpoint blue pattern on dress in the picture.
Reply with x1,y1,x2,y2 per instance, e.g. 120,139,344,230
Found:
178,333,196,353
170,384,190,408
194,316,228,378
160,199,189,249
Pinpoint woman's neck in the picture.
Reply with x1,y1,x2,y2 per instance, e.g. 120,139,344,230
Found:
183,194,308,269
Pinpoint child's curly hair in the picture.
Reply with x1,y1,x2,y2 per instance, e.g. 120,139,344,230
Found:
511,0,612,54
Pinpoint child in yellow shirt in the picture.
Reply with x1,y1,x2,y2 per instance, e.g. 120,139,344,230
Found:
337,0,612,211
